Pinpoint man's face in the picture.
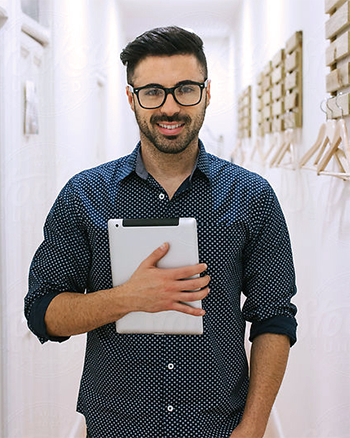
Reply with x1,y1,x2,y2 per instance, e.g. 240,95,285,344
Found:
127,54,211,155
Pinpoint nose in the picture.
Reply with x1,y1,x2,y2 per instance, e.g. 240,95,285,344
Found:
160,92,181,116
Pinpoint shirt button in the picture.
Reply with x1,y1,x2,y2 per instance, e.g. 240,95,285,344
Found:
159,193,165,200
167,363,174,370
167,405,174,412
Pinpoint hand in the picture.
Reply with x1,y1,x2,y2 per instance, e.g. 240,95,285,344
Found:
123,242,210,316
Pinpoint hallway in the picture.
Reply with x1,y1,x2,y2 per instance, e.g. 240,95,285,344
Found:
0,1,349,437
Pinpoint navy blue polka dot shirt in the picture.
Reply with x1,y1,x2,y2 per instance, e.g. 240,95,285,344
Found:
25,141,297,438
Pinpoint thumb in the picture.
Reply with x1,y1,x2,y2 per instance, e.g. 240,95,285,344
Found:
142,242,169,267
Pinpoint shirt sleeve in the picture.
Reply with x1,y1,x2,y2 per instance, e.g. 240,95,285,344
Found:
241,182,298,346
24,178,91,344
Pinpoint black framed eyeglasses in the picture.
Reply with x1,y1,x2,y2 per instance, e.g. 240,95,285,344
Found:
129,80,208,109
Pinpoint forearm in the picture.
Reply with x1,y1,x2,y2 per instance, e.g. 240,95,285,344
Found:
44,244,209,338
231,333,290,438
44,287,129,337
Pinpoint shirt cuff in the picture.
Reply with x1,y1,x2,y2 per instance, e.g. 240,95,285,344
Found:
28,292,70,343
249,315,297,346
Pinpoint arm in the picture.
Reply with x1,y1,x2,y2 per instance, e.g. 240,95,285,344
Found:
229,182,296,437
230,333,290,438
45,242,210,337
25,180,210,341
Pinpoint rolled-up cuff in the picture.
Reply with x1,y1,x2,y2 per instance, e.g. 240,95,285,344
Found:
27,292,70,343
249,315,297,346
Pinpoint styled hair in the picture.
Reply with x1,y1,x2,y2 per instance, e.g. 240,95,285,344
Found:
120,26,208,84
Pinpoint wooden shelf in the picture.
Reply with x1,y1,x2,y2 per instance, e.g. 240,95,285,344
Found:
272,49,285,68
325,0,350,117
326,30,350,66
325,0,347,15
237,86,252,139
286,31,302,54
256,30,303,134
326,62,350,92
325,1,350,40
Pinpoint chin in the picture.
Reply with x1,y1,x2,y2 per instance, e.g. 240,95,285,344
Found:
155,145,188,155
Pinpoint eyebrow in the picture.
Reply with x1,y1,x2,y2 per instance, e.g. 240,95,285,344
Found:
136,80,203,89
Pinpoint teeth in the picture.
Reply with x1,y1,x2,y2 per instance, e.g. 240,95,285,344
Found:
158,123,183,130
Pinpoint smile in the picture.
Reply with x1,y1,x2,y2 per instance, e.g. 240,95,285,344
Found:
158,123,184,130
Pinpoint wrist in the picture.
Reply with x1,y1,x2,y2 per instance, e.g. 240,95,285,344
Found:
233,419,265,438
102,284,132,320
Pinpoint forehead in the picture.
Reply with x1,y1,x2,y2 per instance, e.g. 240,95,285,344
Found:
132,54,205,87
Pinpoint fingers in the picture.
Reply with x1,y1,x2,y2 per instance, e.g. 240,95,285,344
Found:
171,283,210,316
180,286,210,302
139,245,208,281
172,263,208,280
141,242,169,267
171,301,206,317
133,244,211,317
178,275,210,292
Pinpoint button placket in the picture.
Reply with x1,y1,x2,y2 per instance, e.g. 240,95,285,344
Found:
166,362,175,412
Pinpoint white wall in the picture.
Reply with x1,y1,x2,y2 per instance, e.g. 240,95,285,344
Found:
0,1,127,437
52,0,129,189
231,1,350,437
1,0,350,437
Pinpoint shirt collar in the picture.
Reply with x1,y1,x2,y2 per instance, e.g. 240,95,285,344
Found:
121,140,211,183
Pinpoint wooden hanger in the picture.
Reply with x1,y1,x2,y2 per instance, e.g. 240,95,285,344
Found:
299,98,337,170
250,136,264,163
263,131,280,165
317,118,350,180
230,138,245,165
299,122,326,168
250,134,277,166
316,94,350,180
270,128,296,169
277,128,296,169
269,131,283,167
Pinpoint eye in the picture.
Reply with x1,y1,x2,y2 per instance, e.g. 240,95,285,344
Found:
177,85,196,95
143,88,164,97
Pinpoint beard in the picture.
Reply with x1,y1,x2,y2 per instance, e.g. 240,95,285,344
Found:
134,103,207,155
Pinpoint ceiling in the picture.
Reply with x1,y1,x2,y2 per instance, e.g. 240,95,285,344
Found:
117,0,241,40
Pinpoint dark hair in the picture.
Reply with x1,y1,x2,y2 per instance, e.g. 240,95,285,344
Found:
120,26,208,84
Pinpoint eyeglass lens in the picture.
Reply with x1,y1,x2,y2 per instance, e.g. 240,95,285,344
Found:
138,84,202,108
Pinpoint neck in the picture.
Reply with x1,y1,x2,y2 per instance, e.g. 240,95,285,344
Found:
140,137,199,198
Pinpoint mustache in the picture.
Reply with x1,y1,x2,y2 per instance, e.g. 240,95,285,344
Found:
150,114,191,124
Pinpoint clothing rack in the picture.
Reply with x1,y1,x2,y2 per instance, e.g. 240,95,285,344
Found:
300,0,350,180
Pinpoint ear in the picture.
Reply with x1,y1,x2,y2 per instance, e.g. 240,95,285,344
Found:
126,86,135,112
205,80,211,108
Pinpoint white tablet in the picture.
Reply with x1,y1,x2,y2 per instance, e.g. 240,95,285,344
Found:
108,217,203,335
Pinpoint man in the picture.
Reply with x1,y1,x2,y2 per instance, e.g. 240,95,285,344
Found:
25,26,297,438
